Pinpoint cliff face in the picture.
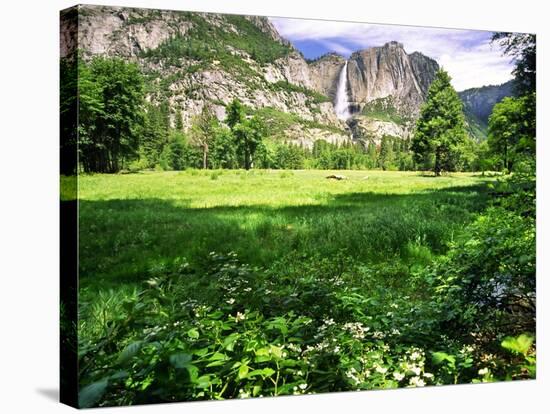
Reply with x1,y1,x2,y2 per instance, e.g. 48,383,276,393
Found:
459,80,516,124
458,80,516,140
73,5,350,146
347,42,439,117
308,53,346,101
70,5,451,146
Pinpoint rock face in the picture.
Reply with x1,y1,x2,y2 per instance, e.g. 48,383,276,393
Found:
69,5,452,146
72,5,351,146
347,42,439,117
459,80,516,126
308,53,346,101
458,80,516,140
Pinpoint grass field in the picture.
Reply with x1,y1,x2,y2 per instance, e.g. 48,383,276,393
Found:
74,169,493,294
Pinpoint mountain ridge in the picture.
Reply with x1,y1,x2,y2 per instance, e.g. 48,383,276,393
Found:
69,5,513,145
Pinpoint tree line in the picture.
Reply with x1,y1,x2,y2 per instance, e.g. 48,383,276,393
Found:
64,35,534,175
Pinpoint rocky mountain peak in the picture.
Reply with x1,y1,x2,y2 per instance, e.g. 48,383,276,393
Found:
346,41,439,118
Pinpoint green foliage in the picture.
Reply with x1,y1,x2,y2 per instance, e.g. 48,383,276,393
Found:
268,80,331,104
141,13,292,72
137,103,169,169
488,94,536,172
273,144,305,169
412,69,468,176
210,126,238,169
492,33,536,96
379,136,396,171
233,116,264,170
501,334,533,357
74,168,535,406
60,57,78,175
78,56,145,173
190,106,219,169
225,98,246,130
362,97,408,125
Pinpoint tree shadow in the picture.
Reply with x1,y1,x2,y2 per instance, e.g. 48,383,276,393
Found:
77,180,493,290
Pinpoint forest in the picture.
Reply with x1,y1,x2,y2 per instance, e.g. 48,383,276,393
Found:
61,27,536,408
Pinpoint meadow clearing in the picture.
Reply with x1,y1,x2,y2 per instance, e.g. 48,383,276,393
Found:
75,169,492,291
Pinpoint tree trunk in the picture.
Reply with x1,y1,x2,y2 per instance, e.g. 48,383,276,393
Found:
202,143,208,169
504,142,509,172
434,148,441,176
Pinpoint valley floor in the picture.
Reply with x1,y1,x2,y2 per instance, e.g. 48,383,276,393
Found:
75,169,492,290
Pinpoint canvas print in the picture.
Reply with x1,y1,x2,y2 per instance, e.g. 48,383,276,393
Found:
60,4,536,408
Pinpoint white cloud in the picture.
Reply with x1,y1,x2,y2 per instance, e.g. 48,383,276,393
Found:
269,17,514,90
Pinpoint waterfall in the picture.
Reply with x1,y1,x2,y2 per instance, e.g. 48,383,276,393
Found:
334,60,351,121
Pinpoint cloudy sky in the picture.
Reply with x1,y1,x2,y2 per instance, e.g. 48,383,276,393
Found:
269,17,515,91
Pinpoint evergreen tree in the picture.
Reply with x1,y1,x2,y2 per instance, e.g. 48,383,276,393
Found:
225,98,245,130
379,136,395,171
411,69,468,176
140,103,169,168
175,109,184,131
167,130,187,170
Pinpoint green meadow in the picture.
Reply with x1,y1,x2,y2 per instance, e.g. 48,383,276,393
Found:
75,170,492,291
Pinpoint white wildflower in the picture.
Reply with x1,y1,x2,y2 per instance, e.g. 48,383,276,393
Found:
478,368,489,376
226,298,235,305
393,372,405,381
376,366,388,374
409,376,426,387
410,351,422,361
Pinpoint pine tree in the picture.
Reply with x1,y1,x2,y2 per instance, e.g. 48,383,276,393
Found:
411,69,467,176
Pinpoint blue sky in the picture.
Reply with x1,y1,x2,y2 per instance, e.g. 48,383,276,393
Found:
269,17,515,91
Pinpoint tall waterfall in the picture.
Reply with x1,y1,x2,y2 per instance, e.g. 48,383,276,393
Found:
334,60,351,121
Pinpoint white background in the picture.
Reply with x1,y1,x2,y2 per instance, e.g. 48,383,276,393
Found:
0,0,547,412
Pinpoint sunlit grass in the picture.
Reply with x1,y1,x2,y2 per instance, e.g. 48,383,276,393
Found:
73,170,493,294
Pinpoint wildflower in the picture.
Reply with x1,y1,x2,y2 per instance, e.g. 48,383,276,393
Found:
299,383,307,390
372,331,385,339
409,377,425,387
226,298,235,305
235,312,246,322
410,366,421,376
423,372,434,379
478,368,489,376
376,366,388,374
393,372,405,381
410,351,422,361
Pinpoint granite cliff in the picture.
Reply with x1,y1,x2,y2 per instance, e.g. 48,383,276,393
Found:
67,5,502,147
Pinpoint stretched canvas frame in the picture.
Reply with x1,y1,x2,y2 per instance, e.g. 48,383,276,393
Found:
60,4,536,409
